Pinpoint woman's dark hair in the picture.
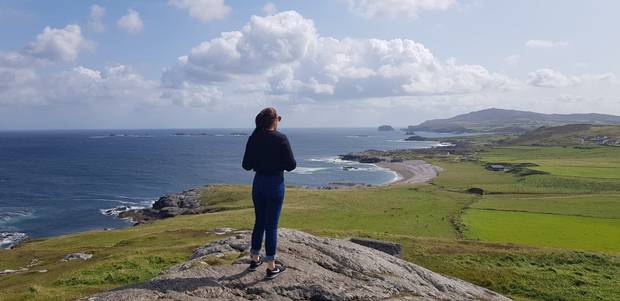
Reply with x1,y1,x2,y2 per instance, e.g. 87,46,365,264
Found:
252,107,278,135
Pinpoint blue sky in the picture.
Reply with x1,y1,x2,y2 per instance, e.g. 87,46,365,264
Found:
1,0,619,129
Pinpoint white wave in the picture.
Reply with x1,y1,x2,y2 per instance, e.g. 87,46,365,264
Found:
102,199,154,206
345,135,371,138
0,232,28,249
289,167,330,175
0,208,35,227
99,205,146,218
374,165,402,184
307,156,356,164
433,142,455,147
341,165,382,172
88,134,154,139
386,139,430,143
100,197,154,220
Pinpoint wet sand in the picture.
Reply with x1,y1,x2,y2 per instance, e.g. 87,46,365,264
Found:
376,160,443,185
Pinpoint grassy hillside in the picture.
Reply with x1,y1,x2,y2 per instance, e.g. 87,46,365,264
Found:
1,146,619,301
408,108,620,133
505,124,620,146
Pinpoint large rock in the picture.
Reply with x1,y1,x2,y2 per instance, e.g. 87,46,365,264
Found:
63,252,93,261
349,237,403,258
86,229,510,301
120,188,207,224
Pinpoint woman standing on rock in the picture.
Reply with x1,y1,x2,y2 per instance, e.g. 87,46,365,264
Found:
242,107,296,279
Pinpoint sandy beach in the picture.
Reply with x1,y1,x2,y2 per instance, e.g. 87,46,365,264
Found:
377,160,444,185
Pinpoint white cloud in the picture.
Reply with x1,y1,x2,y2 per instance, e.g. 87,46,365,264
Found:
45,65,161,105
527,69,575,88
169,0,231,22
161,82,223,107
527,68,617,88
89,4,106,33
162,11,317,86
0,24,162,107
25,24,90,62
347,0,456,19
3,10,619,124
0,63,161,106
163,10,514,103
525,39,568,49
117,9,143,34
263,2,278,15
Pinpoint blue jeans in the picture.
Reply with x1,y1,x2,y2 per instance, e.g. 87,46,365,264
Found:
250,173,285,261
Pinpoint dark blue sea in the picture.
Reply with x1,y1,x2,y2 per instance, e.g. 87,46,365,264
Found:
0,128,448,248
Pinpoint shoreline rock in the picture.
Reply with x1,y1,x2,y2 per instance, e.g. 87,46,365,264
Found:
116,187,218,225
0,232,28,249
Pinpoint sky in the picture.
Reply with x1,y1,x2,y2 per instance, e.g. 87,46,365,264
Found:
0,0,619,129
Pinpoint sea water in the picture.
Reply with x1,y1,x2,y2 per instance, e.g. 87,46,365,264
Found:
0,128,444,247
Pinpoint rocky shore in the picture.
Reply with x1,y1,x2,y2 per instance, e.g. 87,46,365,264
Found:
111,187,218,225
0,232,28,249
85,228,510,301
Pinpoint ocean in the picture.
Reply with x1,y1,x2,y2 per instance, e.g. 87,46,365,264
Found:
0,128,447,248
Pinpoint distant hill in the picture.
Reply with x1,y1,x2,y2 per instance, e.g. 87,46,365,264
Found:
408,108,620,133
507,124,620,146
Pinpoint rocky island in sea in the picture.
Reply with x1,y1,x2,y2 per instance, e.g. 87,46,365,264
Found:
377,124,395,131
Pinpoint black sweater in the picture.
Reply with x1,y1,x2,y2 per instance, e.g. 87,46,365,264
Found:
242,129,296,175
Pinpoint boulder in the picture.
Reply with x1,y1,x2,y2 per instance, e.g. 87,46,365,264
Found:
349,237,402,258
126,189,207,224
404,135,429,141
152,196,179,209
63,252,93,261
178,198,201,209
466,188,485,195
158,207,185,218
86,229,510,301
359,157,383,163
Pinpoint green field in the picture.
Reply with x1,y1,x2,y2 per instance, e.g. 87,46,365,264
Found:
463,209,620,252
481,146,620,179
470,194,620,219
1,145,620,301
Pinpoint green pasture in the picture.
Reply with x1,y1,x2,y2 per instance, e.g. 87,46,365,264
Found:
470,193,620,219
480,146,620,179
463,209,620,253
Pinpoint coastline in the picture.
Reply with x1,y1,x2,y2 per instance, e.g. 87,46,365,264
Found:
376,160,443,185
2,148,442,249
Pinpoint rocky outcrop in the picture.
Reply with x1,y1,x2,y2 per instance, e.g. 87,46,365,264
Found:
62,252,93,261
118,188,218,224
340,151,390,163
378,125,395,131
404,135,431,141
349,237,403,258
1,232,28,249
86,229,510,301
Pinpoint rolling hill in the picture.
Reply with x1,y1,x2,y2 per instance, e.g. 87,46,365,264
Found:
408,108,620,133
506,124,620,146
